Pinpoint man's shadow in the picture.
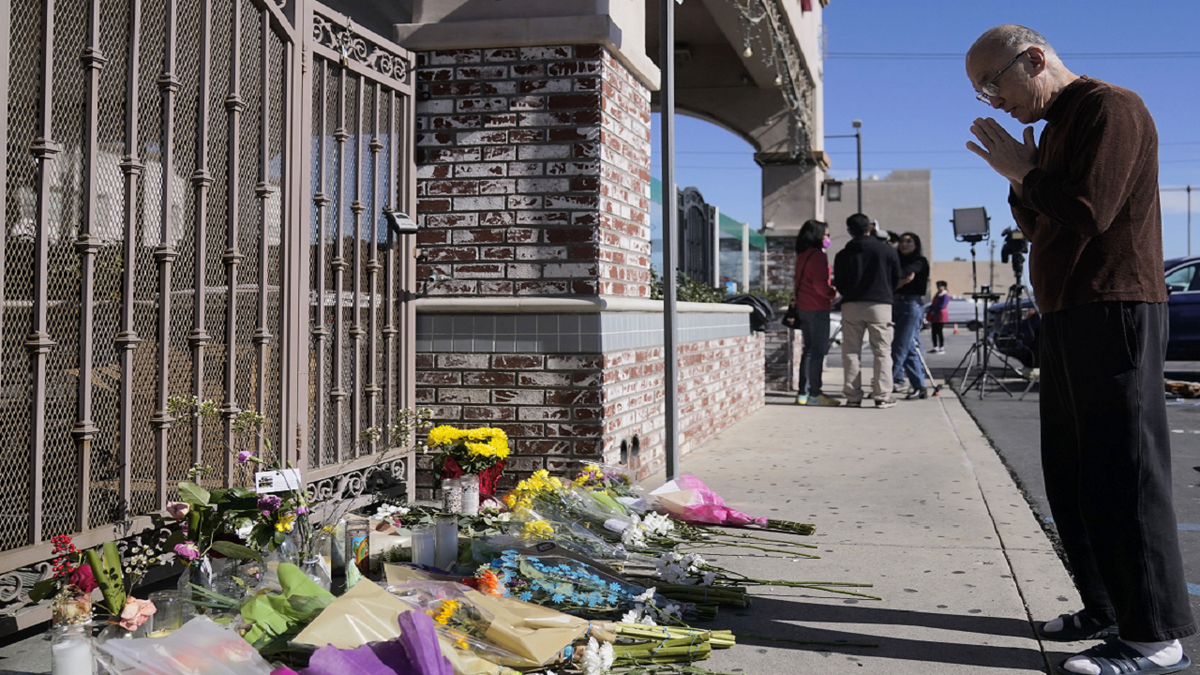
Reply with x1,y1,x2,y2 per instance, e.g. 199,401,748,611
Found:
698,594,1054,671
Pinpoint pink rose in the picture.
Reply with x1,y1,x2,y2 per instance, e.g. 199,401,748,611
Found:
118,597,156,631
165,502,190,520
69,563,98,593
174,541,200,563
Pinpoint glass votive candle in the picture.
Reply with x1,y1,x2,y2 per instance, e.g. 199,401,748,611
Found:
460,476,480,516
434,514,459,571
410,524,436,568
148,590,185,636
441,478,462,513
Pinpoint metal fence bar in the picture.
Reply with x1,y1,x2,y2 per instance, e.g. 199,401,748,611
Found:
27,0,61,546
151,0,181,511
189,0,214,466
115,0,144,521
365,82,381,451
281,34,300,468
399,85,415,412
253,6,272,458
330,63,347,462
222,0,245,486
382,88,395,445
73,0,107,531
348,75,363,458
311,59,329,466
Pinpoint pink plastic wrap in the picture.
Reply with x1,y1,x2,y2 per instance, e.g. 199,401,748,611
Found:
649,475,768,527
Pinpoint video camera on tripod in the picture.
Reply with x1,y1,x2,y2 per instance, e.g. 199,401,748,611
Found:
999,227,1028,280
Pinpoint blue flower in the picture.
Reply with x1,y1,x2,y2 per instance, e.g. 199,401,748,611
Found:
552,592,565,603
519,591,532,602
608,581,622,591
607,594,617,603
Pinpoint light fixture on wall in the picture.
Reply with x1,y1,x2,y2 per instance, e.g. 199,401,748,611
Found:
823,179,843,202
379,206,417,251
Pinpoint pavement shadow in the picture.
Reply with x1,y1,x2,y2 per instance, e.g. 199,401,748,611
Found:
700,596,1047,671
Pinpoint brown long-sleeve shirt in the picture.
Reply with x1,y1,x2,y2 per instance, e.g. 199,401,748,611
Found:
1008,76,1167,314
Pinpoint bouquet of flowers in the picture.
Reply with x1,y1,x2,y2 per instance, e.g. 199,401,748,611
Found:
479,550,698,624
427,425,509,494
28,535,99,625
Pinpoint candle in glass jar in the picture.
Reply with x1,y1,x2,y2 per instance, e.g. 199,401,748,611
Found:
434,514,458,571
51,626,94,675
410,524,436,568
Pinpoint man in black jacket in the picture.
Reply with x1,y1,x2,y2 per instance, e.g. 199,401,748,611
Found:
833,214,902,408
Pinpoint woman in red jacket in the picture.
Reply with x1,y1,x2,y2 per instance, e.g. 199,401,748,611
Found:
793,219,840,406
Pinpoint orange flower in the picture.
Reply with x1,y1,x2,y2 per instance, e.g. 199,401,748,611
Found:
473,569,505,597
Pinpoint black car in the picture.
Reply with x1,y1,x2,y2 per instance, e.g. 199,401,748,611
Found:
976,257,1200,366
1164,256,1200,360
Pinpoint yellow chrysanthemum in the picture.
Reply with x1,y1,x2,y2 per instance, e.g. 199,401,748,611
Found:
521,520,555,539
428,599,460,625
426,425,464,447
275,513,296,532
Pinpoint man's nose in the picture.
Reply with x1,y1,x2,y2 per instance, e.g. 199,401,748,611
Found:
988,95,1004,110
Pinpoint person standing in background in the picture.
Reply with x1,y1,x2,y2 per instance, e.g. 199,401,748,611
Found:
892,232,930,399
833,214,902,409
928,280,951,354
792,220,840,407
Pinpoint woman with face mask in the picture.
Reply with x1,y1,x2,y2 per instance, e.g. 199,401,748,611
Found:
792,219,841,406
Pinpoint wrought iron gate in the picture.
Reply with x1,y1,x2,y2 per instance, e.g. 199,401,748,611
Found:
679,187,717,286
0,0,416,624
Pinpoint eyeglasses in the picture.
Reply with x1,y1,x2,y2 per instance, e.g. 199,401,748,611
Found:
976,50,1027,104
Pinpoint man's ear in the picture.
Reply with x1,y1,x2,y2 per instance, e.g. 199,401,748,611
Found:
1025,46,1047,74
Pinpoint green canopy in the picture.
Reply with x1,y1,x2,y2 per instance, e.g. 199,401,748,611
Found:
650,177,765,249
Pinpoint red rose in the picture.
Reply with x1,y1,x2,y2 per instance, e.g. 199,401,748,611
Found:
69,564,98,593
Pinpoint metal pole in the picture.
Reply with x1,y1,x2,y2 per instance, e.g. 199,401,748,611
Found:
853,120,862,214
661,0,680,480
1189,185,1192,257
741,222,749,291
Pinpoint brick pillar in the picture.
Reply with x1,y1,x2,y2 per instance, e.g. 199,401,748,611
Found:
415,45,651,299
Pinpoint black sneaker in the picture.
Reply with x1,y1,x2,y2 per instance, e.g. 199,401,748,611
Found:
845,400,863,408
875,398,897,409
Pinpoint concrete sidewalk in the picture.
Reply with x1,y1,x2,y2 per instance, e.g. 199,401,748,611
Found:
655,382,1090,675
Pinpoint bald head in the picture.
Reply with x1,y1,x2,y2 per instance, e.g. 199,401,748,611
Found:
969,25,1057,62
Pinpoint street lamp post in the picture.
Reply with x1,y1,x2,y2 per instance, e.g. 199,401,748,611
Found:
852,120,862,214
825,121,864,214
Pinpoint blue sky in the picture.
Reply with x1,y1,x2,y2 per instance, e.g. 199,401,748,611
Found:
650,0,1200,263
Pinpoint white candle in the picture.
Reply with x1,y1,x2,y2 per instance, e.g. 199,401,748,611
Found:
52,637,94,675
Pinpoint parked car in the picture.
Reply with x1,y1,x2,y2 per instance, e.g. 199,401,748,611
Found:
1164,256,1200,360
964,256,1200,365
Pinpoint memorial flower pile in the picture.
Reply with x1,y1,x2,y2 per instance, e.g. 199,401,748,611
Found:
427,425,510,475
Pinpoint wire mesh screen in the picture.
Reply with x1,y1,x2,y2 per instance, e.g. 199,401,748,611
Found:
0,0,45,552
0,0,293,554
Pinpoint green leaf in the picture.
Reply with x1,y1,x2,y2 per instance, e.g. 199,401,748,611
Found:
26,578,57,603
272,530,286,546
163,529,186,549
209,541,263,562
178,481,211,506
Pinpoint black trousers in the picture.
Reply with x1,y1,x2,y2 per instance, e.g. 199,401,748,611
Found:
931,322,945,348
1040,301,1195,641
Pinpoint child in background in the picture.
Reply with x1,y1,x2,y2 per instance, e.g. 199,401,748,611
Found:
928,280,951,353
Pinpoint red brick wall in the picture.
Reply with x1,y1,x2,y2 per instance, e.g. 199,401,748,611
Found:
414,352,605,497
413,332,765,496
602,333,765,479
414,45,651,298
